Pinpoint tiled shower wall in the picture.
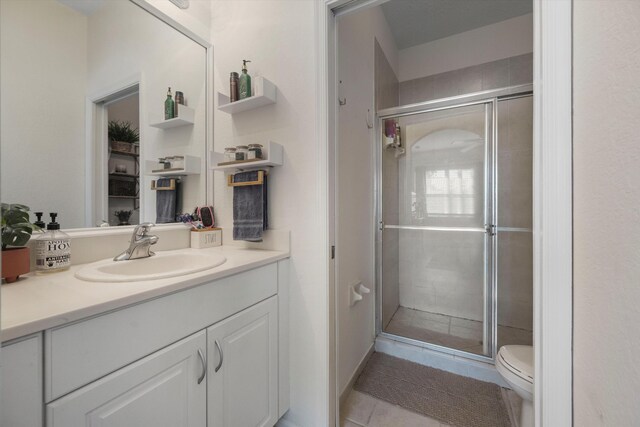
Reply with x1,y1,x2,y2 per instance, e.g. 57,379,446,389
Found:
399,53,533,105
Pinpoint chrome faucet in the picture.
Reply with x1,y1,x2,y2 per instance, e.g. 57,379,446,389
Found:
114,223,159,261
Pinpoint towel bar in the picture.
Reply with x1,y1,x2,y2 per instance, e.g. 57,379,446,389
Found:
227,170,265,187
151,179,177,191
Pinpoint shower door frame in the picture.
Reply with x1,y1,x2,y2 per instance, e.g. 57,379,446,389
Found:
375,84,534,364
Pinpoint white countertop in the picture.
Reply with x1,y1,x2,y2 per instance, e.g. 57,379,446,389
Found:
1,246,289,342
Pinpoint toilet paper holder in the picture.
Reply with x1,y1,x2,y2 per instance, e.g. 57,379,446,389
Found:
349,281,370,307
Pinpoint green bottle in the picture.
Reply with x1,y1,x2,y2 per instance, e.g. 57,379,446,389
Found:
239,60,252,100
164,87,175,120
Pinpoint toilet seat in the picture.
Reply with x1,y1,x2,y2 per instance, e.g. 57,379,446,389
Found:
496,345,534,398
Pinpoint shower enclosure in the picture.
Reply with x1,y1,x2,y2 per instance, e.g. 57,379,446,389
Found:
376,85,533,361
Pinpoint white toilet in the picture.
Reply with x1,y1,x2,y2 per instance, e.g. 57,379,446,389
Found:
496,345,534,427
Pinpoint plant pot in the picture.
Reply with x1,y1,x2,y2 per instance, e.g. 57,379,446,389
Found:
115,210,133,226
2,247,30,283
110,140,133,153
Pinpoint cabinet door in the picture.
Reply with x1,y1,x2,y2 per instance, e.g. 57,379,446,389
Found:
47,331,207,427
208,297,278,427
1,334,43,427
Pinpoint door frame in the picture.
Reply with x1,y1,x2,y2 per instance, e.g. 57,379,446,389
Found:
319,0,573,425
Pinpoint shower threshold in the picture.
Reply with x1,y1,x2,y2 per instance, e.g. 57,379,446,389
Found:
384,306,532,358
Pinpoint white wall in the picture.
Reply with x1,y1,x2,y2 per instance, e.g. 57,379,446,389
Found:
368,9,399,78
210,1,328,425
573,1,640,425
398,14,533,82
336,5,398,395
0,0,87,228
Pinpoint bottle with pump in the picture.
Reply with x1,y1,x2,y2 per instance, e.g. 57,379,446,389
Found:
164,87,175,120
33,212,46,230
35,213,71,273
238,60,252,100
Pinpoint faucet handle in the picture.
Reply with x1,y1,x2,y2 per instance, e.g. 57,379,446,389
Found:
133,223,155,237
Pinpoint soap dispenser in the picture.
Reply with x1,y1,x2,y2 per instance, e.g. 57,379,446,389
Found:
35,213,71,273
33,212,46,229
164,87,174,120
238,60,252,100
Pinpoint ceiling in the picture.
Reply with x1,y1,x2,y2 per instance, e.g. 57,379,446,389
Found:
381,0,533,50
56,0,105,16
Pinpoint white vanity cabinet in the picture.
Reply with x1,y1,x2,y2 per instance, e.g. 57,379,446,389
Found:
0,334,43,427
47,331,207,427
1,258,289,427
207,296,278,427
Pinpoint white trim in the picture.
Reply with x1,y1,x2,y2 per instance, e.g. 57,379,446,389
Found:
533,0,573,425
321,2,339,425
62,223,190,239
317,2,334,426
205,45,214,207
85,98,96,227
331,0,390,18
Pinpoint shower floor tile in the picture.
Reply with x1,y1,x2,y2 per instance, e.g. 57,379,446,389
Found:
384,306,532,356
385,307,484,355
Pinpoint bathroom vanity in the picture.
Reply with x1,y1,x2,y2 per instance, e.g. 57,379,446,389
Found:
1,245,289,427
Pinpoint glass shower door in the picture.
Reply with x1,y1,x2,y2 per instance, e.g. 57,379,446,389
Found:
380,102,494,357
496,95,534,351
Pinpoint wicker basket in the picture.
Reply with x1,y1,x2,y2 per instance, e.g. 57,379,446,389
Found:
110,140,134,153
109,179,137,197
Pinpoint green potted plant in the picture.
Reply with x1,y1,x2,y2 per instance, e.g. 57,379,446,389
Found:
2,204,38,283
108,120,139,153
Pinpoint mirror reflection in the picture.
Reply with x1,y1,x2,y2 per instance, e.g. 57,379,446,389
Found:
0,0,209,229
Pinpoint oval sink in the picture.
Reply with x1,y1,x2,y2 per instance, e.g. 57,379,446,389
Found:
75,250,227,282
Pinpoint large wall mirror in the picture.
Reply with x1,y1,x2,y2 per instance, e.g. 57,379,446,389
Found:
1,0,211,230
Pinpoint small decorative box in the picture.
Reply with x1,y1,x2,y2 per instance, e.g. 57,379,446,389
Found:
190,228,222,249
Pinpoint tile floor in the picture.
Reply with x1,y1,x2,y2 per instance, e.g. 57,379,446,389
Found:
341,388,523,427
384,307,532,356
341,390,446,427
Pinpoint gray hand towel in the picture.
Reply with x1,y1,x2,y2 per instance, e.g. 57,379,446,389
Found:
232,170,268,242
156,178,178,223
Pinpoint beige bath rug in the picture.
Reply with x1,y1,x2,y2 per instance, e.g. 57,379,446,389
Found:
354,352,512,427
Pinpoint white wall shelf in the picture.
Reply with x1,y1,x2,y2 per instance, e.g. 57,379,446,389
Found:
209,141,283,172
145,155,201,176
149,106,195,129
217,77,277,115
